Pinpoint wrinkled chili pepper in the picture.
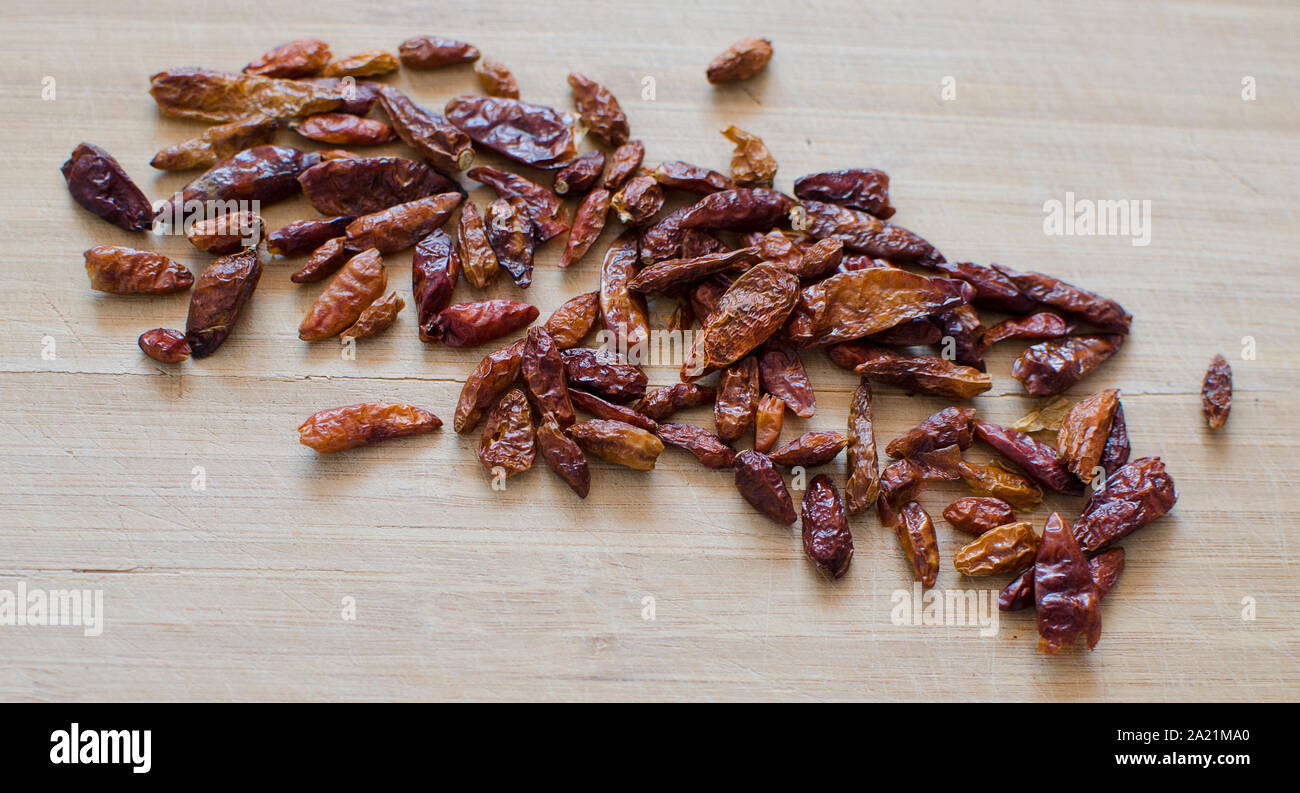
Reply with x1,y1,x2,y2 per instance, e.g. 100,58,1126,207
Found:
935,305,986,371
299,248,387,341
802,475,853,578
790,238,844,279
943,497,1017,536
185,210,262,255
923,260,1035,314
322,49,399,77
879,445,963,507
469,166,569,241
1074,457,1177,552
1202,354,1232,430
795,200,943,265
138,328,191,364
611,175,665,226
537,414,591,497
768,431,847,468
300,402,441,454
299,77,382,115
683,263,800,379
954,521,1039,576
649,161,736,194
1099,402,1130,477
521,328,576,428
886,407,975,459
478,388,536,476
844,380,879,513
267,216,351,257
680,188,794,231
980,312,1074,351
84,246,193,294
1011,334,1124,396
560,188,611,268
294,113,395,146
627,246,760,295
655,422,735,468
151,114,279,171
687,276,730,327
298,156,461,217
346,193,463,254
61,143,154,232
603,139,645,191
599,230,651,350
474,58,519,98
1035,512,1101,654
561,348,648,402
485,197,535,287
733,450,796,524
957,459,1044,511
412,229,460,342
433,300,539,348
999,547,1125,612
638,206,692,263
454,340,525,433
456,201,499,288
377,85,475,172
341,292,404,341
757,342,815,418
1057,389,1120,483
542,291,600,349
554,151,605,195
637,383,715,421
784,268,967,348
567,72,629,146
398,35,480,69
568,420,663,470
721,126,776,188
971,419,1083,496
150,68,346,122
896,502,939,588
185,249,262,357
991,264,1132,334
445,95,577,168
714,357,760,442
245,39,330,77
571,389,659,433
158,145,319,225
854,347,992,400
865,317,942,347
292,237,351,284
793,168,894,218
707,37,773,84
754,395,784,453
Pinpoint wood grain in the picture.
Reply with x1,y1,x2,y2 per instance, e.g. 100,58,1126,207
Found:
1,0,1297,701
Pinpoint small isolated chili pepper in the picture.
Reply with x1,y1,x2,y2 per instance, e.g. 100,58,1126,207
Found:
793,168,894,218
454,340,525,434
1012,334,1124,397
1035,512,1101,654
1057,389,1121,483
84,246,193,295
571,389,659,433
715,357,760,442
655,423,735,469
560,188,612,268
1201,354,1232,429
896,502,939,588
185,210,263,255
649,161,736,195
707,37,773,84
768,431,846,468
942,497,1016,536
1074,457,1177,552
844,380,879,512
721,126,776,188
398,35,480,69
61,143,154,232
603,139,645,191
433,300,539,348
802,475,853,578
954,520,1039,576
754,394,784,453
185,248,263,358
542,291,600,349
733,450,796,524
971,419,1083,496
151,114,279,171
341,292,404,341
456,202,499,289
637,383,715,421
291,237,351,283
568,419,664,471
478,388,536,476
474,58,519,98
554,151,605,195
138,328,191,364
245,39,331,78
299,402,441,454
537,413,590,497
567,72,629,146
886,407,975,459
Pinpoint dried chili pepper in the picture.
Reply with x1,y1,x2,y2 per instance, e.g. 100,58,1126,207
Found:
957,459,1043,510
292,237,351,284
627,246,760,295
478,389,536,475
971,419,1083,496
267,216,351,257
943,497,1016,536
300,402,441,454
707,37,773,84
638,206,691,263
1074,457,1177,552
150,68,346,122
377,85,475,172
1099,402,1130,477
557,188,610,269
802,475,853,578
561,348,648,402
84,246,193,295
1057,389,1120,483
600,230,650,350
954,521,1039,576
768,431,847,468
991,264,1131,334
138,328,191,364
322,49,399,77
924,260,1035,314
158,145,319,224
855,348,992,400
784,268,966,348
980,312,1074,352
485,197,535,287
680,188,794,231
454,340,525,433
721,126,776,188
886,407,975,459
844,380,879,513
733,450,796,524
935,305,986,371
445,95,577,168
896,502,939,588
611,175,665,226
542,291,600,349
1011,334,1124,397
151,114,279,171
879,446,963,507
649,161,736,194
537,414,590,497
185,249,262,357
568,420,663,470
185,210,262,255
299,248,387,341
293,113,396,146
714,357,760,442
683,263,800,379
1202,354,1232,429
456,201,499,288
571,389,659,432
795,200,943,265
687,276,730,327
521,327,576,428
346,193,463,253
299,78,382,115
637,383,716,421
567,72,629,146
340,292,404,341
245,39,330,77
754,395,784,453
61,143,154,232
553,151,605,195
433,300,539,348
791,238,844,279
1000,547,1125,612
756,342,815,418
469,165,569,241
398,35,480,68
603,139,645,191
1035,512,1101,654
655,423,735,468
470,57,518,97
793,169,894,218
865,317,942,347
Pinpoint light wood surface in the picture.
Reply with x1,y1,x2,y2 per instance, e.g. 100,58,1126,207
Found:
1,0,1297,701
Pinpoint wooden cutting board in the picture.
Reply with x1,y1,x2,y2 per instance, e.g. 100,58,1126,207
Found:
1,0,1296,701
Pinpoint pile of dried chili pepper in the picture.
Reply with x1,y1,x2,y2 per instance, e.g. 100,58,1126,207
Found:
63,33,1195,656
